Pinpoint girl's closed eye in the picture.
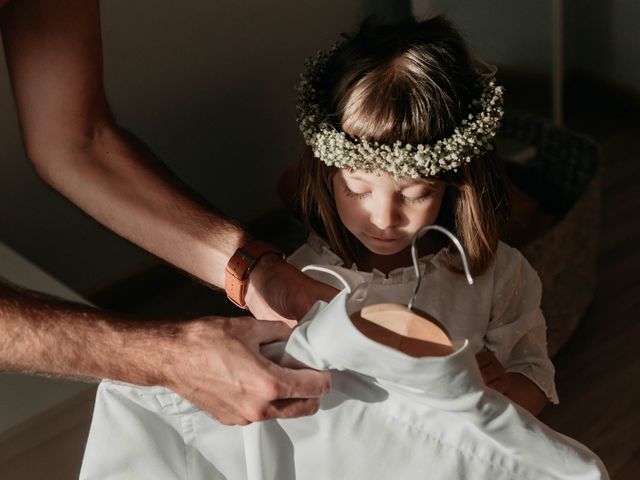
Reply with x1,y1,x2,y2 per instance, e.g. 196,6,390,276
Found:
400,189,434,204
399,184,435,204
343,185,370,199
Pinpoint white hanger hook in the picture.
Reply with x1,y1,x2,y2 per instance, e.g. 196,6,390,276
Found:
408,224,474,311
301,265,352,293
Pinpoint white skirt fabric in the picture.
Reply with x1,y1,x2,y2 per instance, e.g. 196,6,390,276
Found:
81,279,608,480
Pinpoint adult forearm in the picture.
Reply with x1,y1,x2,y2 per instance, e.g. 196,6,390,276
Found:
0,278,166,385
35,123,246,289
1,0,248,289
2,0,331,322
0,277,331,423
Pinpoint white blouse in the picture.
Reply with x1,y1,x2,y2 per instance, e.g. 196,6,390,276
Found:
287,234,559,403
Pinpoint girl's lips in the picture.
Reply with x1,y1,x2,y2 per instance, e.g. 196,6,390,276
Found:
369,235,400,242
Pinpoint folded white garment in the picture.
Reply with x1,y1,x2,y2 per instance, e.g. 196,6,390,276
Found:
81,282,608,480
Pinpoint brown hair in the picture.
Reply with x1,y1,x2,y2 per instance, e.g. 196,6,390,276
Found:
298,16,509,276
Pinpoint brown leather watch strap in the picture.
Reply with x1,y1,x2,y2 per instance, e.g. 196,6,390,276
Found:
224,239,284,309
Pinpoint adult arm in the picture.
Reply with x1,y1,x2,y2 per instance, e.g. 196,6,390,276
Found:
0,0,332,320
0,277,330,424
0,0,242,288
0,0,333,423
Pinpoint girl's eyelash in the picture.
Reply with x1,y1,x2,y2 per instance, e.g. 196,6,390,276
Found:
343,186,369,199
401,190,433,204
343,185,434,203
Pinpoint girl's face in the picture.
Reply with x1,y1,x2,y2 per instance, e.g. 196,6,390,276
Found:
333,168,446,257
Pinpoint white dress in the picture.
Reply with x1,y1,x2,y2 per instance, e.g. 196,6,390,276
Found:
288,234,559,403
80,239,606,479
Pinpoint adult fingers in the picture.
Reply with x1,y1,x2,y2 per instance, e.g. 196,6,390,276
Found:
212,410,250,426
264,397,322,420
269,364,332,399
211,368,327,423
188,395,250,426
243,318,294,347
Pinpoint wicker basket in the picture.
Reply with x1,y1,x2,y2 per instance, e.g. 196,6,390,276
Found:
499,113,603,357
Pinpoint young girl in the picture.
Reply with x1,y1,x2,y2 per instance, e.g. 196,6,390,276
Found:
81,17,610,480
288,15,557,415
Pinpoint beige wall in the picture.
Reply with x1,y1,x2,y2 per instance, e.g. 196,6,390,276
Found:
425,0,639,92
565,0,640,92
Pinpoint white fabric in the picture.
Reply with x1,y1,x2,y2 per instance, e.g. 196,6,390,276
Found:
288,234,559,403
81,281,608,479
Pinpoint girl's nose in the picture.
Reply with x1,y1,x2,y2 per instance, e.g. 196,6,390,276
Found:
370,197,400,230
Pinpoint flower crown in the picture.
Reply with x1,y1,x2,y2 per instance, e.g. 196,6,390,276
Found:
296,44,505,178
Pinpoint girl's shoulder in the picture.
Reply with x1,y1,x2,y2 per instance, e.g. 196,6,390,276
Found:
408,241,529,285
492,241,542,294
494,241,536,274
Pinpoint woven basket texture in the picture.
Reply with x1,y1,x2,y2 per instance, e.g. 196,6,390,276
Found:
500,113,602,357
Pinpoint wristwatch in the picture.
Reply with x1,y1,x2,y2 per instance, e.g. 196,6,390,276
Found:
224,239,284,309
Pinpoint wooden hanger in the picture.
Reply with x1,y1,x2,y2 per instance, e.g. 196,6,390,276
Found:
349,225,474,358
350,304,454,357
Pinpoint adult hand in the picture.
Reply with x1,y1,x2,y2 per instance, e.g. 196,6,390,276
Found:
0,278,330,425
476,350,510,395
245,254,339,323
161,315,331,425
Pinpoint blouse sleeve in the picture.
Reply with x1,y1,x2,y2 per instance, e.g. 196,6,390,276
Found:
485,244,559,404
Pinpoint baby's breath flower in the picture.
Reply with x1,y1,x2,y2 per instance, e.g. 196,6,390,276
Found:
296,43,505,178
